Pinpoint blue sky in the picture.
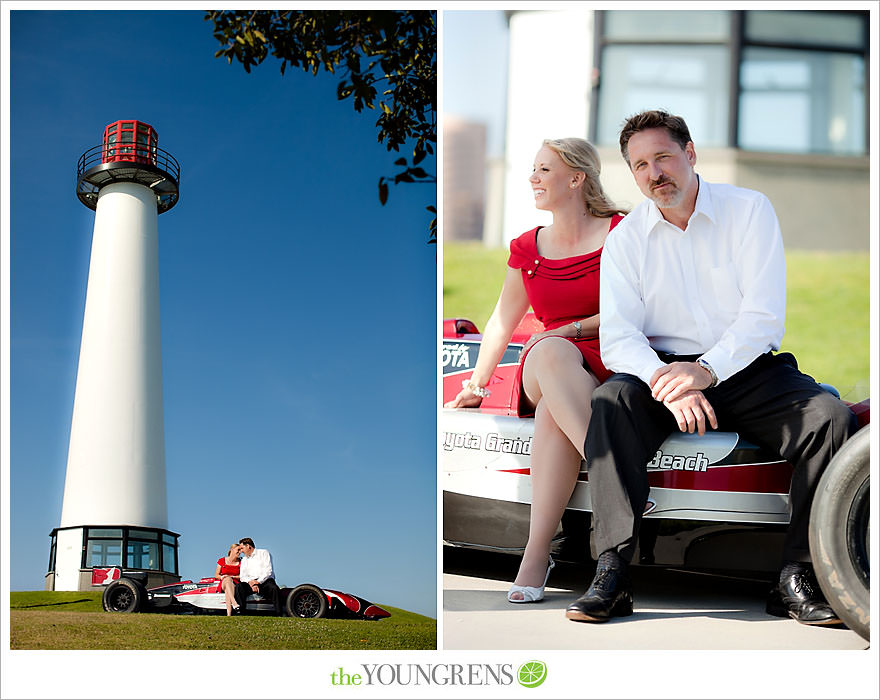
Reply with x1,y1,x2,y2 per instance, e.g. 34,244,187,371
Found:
5,9,437,618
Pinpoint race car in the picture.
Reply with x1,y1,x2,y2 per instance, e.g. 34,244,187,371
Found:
94,567,391,620
442,314,870,640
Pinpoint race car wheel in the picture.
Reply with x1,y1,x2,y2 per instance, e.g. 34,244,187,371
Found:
102,578,145,613
285,584,328,618
809,425,870,641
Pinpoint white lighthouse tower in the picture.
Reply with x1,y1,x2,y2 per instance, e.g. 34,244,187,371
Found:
47,120,181,591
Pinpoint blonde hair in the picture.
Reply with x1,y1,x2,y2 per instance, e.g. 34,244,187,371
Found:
543,138,628,218
227,543,240,556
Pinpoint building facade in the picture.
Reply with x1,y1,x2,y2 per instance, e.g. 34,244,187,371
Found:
502,8,870,250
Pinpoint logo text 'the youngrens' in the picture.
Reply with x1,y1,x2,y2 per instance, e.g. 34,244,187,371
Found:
330,664,515,687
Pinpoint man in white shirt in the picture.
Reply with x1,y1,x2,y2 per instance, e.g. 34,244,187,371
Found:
234,537,281,615
565,110,858,626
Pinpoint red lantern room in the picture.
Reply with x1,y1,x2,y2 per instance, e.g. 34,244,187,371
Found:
102,120,158,165
77,119,180,213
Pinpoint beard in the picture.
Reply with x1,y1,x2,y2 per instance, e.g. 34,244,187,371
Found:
648,176,685,209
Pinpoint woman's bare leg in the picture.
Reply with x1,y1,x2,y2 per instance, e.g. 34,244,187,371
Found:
223,577,235,615
510,339,597,593
521,338,596,461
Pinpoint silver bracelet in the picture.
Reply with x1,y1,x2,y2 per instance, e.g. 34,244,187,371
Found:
462,379,491,398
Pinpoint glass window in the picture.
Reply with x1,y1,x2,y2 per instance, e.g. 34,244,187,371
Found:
129,528,158,540
162,544,178,574
596,44,730,147
87,540,122,567
88,528,122,537
126,540,159,569
48,534,57,571
738,46,865,154
604,10,730,41
744,10,865,49
162,533,176,545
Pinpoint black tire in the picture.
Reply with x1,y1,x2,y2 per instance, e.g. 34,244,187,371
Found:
285,584,328,618
809,425,870,641
102,578,145,613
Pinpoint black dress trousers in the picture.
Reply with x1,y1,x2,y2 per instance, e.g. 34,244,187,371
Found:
584,352,858,565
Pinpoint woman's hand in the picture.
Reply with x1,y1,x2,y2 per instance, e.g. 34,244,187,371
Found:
444,386,483,409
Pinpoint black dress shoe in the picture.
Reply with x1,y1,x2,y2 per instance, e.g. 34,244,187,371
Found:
565,565,633,623
766,570,840,626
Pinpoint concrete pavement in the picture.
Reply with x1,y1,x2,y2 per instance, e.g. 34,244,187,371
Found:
443,548,868,650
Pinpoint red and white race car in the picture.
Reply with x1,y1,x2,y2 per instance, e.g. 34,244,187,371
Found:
442,314,870,639
94,567,390,620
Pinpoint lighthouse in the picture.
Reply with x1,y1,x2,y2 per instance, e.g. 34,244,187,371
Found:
47,121,181,591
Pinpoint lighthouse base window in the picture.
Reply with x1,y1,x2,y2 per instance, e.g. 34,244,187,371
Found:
85,528,123,568
126,529,160,569
78,526,178,575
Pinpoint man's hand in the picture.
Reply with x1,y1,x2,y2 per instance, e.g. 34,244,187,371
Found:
249,580,260,592
663,390,718,435
650,361,713,403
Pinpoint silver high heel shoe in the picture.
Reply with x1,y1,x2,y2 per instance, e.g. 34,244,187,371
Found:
507,557,555,603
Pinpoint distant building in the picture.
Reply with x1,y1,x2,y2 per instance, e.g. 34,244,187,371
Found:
444,116,488,241
501,8,870,250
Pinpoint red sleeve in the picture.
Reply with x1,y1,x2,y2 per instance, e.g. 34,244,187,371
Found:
507,228,539,271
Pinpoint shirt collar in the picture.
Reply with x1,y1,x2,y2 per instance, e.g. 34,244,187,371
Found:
692,175,716,225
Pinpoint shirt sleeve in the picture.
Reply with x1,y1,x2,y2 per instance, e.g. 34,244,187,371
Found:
254,550,274,584
599,222,666,385
700,193,786,383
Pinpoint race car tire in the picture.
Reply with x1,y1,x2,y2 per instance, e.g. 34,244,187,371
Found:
285,584,328,618
102,577,145,613
809,424,870,641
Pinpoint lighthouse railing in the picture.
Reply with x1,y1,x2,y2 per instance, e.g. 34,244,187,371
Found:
77,143,181,183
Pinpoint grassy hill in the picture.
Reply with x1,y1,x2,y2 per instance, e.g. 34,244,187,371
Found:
9,591,436,650
444,244,870,402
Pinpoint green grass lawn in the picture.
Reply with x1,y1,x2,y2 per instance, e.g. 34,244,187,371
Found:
444,243,869,402
10,591,436,650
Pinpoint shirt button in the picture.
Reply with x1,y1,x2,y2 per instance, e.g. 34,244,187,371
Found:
534,259,539,264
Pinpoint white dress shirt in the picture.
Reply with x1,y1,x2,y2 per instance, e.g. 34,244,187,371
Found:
599,176,786,386
239,548,275,584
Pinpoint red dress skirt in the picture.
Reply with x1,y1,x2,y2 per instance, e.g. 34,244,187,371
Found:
507,215,622,416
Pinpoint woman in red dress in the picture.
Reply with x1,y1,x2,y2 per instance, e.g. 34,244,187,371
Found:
445,138,626,603
215,543,242,615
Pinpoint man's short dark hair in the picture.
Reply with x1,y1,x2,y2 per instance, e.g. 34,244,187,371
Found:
239,537,255,548
619,110,693,165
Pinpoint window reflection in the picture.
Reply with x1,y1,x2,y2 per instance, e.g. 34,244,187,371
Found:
739,47,865,154
596,9,867,156
597,45,730,147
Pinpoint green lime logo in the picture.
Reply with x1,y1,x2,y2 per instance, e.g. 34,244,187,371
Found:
517,660,547,688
